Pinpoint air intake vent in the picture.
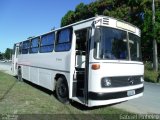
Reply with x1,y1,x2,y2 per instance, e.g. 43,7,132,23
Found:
103,18,109,25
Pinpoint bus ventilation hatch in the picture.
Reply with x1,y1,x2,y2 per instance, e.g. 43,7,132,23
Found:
103,18,109,25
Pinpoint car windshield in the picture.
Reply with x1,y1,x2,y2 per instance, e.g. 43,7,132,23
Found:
94,27,141,61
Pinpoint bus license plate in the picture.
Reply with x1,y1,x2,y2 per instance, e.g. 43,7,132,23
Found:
127,90,135,96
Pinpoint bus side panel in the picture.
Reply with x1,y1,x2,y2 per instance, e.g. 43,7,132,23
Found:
30,67,39,84
18,52,71,91
22,65,30,81
38,70,70,91
39,69,53,90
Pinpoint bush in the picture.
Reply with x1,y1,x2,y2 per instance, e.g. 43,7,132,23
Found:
144,62,159,83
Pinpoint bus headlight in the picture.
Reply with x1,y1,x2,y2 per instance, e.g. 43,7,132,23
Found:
140,76,144,83
101,78,112,87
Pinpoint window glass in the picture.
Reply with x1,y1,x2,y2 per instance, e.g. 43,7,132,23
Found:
55,43,71,51
19,43,22,54
94,27,142,62
30,37,39,53
129,33,142,61
55,28,72,52
75,29,87,51
94,27,128,60
58,29,71,43
31,38,39,47
22,40,30,54
40,33,55,53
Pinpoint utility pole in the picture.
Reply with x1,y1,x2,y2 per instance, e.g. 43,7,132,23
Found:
152,0,158,71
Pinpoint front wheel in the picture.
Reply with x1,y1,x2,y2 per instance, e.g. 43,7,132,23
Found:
56,77,69,104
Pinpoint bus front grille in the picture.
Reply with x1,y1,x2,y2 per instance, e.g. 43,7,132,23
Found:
101,76,143,88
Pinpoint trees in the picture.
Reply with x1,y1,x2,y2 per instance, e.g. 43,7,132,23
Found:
0,48,12,60
4,48,12,60
0,52,4,60
61,10,75,27
152,0,158,71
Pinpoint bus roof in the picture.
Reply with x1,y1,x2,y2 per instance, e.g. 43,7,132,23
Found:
15,15,140,44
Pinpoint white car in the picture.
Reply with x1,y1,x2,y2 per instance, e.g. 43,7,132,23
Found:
0,60,7,62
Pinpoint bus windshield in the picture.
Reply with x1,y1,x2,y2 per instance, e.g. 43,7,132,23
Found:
94,27,141,61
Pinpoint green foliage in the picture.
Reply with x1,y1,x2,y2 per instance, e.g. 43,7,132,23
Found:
61,10,75,27
4,48,12,59
0,52,4,60
75,3,88,19
144,62,159,83
155,10,160,42
144,69,159,83
103,5,129,20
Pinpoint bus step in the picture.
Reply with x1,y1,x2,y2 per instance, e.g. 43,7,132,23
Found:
77,80,84,88
77,74,85,81
76,88,84,97
74,71,85,80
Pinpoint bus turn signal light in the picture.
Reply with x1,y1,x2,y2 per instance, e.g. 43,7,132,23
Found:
92,64,100,70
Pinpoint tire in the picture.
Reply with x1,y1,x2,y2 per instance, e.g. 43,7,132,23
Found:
18,68,23,82
56,77,69,104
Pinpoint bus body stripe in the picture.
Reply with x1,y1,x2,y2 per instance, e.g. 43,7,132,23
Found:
18,64,70,73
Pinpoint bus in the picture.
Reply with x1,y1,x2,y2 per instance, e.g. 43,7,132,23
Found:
12,15,144,107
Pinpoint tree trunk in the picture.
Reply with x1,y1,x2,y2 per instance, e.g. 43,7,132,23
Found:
153,39,158,71
152,0,158,71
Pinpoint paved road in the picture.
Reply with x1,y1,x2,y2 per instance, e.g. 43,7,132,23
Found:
113,82,160,114
0,62,160,114
0,62,13,75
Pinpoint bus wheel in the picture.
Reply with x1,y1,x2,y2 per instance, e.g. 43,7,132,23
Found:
18,68,23,82
56,77,69,104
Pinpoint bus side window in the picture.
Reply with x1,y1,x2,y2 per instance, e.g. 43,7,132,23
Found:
55,28,72,52
22,40,30,54
40,33,55,53
30,37,40,53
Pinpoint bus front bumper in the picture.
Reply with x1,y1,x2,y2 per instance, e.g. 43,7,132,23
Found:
87,86,144,107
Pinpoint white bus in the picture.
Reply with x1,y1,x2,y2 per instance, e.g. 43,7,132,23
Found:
12,15,144,107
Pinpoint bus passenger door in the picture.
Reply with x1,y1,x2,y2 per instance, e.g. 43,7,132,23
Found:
73,28,90,104
12,44,19,75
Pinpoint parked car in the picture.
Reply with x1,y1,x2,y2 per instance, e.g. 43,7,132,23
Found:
0,59,8,62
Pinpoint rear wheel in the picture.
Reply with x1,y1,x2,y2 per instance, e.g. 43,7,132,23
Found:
56,77,69,104
18,68,23,81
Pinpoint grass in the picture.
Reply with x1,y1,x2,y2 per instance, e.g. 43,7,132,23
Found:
0,71,134,120
144,62,160,83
